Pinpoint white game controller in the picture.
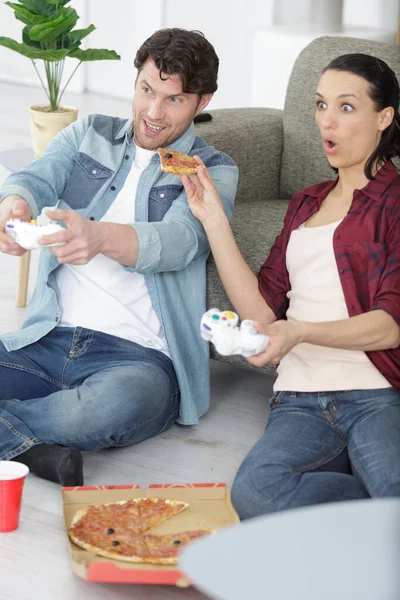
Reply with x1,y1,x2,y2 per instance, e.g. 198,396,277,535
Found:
5,219,64,251
200,308,269,358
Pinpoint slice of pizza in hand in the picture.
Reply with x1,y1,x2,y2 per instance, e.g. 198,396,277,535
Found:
137,497,189,532
158,147,199,175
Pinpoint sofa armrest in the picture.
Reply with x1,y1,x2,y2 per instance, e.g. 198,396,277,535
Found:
195,108,283,204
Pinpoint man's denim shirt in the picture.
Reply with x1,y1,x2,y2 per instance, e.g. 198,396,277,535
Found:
0,115,238,424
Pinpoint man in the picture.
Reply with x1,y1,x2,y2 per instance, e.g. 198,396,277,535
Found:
0,28,238,486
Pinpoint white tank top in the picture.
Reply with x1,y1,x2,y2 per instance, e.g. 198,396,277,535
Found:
55,145,170,357
274,220,390,391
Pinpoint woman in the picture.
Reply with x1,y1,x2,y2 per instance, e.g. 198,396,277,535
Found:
181,53,400,519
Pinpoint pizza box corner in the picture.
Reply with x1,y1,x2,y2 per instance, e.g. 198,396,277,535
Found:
62,482,239,586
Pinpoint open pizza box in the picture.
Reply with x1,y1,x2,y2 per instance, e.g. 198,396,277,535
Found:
62,483,239,586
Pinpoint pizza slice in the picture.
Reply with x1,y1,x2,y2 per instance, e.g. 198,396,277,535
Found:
158,147,199,175
137,497,189,532
68,497,189,549
141,529,215,564
69,526,214,564
68,499,144,537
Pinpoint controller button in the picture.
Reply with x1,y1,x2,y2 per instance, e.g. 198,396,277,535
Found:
222,317,227,320
203,324,211,331
226,311,235,319
211,315,220,320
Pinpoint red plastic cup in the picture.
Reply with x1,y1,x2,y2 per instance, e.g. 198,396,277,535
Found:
0,461,29,532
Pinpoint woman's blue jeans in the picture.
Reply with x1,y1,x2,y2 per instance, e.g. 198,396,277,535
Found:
0,327,180,459
231,389,400,519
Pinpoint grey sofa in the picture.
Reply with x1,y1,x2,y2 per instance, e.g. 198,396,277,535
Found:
195,35,400,377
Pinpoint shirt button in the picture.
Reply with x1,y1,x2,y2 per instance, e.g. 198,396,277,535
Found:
110,186,116,191
125,155,129,160
160,193,165,198
340,269,345,274
91,169,97,175
336,235,340,240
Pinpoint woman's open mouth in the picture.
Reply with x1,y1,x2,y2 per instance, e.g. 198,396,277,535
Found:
323,139,338,155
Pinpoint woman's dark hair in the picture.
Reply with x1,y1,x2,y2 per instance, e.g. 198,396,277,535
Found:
323,53,400,179
134,28,219,97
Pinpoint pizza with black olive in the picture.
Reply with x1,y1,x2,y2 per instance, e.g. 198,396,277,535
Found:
67,497,213,564
158,147,199,175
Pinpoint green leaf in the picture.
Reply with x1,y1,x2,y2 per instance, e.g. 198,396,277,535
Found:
59,25,95,52
22,25,42,48
13,0,59,18
28,7,77,42
0,36,70,60
44,0,71,5
69,47,121,61
25,0,60,17
67,25,95,45
14,0,45,13
5,2,46,25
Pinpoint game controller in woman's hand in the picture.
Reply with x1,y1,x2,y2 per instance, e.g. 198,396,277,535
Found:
200,308,269,357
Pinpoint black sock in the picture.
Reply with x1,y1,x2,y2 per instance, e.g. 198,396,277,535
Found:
12,444,83,486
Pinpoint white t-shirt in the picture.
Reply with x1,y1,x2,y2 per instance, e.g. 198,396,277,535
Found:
55,145,170,357
274,220,390,391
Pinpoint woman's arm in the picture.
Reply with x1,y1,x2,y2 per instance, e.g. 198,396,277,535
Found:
296,310,400,350
182,162,276,323
248,309,400,367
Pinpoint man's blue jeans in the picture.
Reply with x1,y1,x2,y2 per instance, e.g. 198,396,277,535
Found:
231,389,400,519
0,327,180,460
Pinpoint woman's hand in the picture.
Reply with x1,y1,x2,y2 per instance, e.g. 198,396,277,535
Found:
246,320,303,367
181,156,226,225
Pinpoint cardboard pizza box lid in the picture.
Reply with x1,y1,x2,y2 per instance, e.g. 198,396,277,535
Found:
62,482,239,586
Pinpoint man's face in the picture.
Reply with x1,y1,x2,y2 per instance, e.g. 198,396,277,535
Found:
133,58,211,150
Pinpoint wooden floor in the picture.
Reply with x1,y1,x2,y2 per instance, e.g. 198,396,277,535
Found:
0,81,275,600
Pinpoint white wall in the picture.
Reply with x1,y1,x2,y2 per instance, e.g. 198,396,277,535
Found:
84,0,164,102
343,0,399,29
162,0,275,109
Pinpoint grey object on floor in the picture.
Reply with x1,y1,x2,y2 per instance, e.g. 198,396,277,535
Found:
181,497,400,600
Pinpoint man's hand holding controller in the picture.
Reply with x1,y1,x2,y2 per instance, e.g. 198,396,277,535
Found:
0,195,32,256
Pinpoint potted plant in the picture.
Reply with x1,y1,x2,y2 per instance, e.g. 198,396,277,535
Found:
0,0,121,157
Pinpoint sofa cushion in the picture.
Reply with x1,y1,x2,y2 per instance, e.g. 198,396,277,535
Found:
195,108,283,205
206,199,289,376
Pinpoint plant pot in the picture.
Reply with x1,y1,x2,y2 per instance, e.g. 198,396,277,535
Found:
29,105,78,158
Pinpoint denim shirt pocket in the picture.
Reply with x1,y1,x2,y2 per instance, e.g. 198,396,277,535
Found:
61,152,114,210
148,184,182,222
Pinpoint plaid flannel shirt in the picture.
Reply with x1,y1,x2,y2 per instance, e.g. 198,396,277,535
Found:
258,160,400,391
